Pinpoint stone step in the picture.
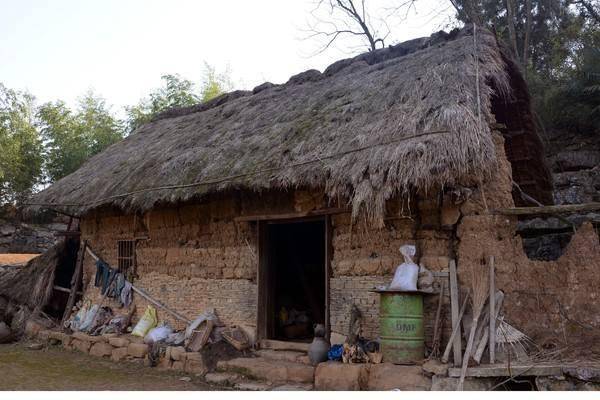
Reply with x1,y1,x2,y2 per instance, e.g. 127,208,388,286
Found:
204,372,241,387
234,381,273,391
259,339,310,353
217,357,315,384
254,349,310,364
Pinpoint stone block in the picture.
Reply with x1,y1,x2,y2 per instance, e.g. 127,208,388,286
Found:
24,320,43,338
422,359,449,377
37,330,51,342
89,342,114,358
127,342,149,358
157,357,173,370
72,339,91,353
72,331,105,343
172,361,185,371
111,347,129,362
108,337,130,348
170,346,187,361
48,331,69,342
315,362,369,390
368,363,431,391
431,376,496,391
185,359,208,376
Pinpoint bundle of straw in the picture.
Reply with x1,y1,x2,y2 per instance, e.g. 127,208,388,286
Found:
457,260,489,390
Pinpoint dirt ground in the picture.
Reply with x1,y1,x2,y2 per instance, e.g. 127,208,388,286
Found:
0,254,39,265
0,343,217,391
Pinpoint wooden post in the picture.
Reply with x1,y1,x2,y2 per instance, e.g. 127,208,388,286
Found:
489,255,496,364
61,239,87,329
442,290,470,364
449,260,462,366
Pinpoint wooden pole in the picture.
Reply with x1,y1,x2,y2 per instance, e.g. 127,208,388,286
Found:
62,239,87,329
86,245,191,324
430,280,446,359
489,256,496,364
449,260,462,366
493,202,600,216
442,290,470,364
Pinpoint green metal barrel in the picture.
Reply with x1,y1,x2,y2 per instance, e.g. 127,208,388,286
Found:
378,291,424,364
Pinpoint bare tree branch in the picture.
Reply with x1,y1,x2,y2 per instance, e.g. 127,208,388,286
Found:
303,0,417,54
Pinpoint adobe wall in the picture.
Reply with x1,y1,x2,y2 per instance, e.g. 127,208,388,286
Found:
456,133,600,350
79,188,455,350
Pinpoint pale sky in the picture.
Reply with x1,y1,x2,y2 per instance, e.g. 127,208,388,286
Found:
1,0,457,112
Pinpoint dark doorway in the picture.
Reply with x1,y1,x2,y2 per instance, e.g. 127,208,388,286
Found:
260,219,327,342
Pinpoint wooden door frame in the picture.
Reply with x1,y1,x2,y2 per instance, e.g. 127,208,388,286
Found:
256,215,332,341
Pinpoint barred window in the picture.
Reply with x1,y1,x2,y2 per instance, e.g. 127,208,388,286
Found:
117,240,135,272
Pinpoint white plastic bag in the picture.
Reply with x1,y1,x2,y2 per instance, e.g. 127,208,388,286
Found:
144,322,173,344
389,245,419,291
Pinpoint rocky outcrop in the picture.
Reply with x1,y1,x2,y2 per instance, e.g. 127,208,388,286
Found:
0,219,66,254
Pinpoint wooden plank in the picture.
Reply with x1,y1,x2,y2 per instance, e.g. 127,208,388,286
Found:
442,290,470,364
61,239,87,329
448,364,563,378
85,245,191,324
130,284,191,324
256,221,268,341
448,259,462,366
493,202,600,216
234,207,349,222
489,255,496,364
324,215,332,339
53,285,83,295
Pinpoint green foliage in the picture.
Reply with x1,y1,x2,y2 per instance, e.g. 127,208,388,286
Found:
125,74,200,133
126,65,233,133
0,84,43,204
38,91,124,182
453,0,600,136
200,63,233,103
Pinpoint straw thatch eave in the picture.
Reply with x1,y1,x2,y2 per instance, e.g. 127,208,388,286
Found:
29,27,523,222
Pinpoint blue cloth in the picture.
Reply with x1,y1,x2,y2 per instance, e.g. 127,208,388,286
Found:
328,344,343,361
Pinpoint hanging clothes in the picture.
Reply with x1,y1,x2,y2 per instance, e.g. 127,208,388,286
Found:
95,260,109,288
120,280,133,308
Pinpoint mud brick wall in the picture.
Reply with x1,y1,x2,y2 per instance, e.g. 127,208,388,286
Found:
456,133,600,350
79,196,260,329
329,203,454,349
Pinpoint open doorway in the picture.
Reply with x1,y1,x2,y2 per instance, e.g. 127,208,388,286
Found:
258,218,328,342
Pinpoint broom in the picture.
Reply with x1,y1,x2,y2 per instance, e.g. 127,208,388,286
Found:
457,259,489,390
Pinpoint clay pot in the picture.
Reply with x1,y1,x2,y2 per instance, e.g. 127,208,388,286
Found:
308,336,330,366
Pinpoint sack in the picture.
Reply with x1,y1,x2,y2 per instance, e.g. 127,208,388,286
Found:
78,305,99,332
144,322,173,344
70,301,90,331
389,245,419,291
132,305,158,337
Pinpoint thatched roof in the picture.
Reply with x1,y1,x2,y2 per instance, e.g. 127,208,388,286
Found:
28,27,550,221
0,240,66,310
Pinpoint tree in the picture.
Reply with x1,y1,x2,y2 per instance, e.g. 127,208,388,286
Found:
304,0,418,53
126,66,233,133
38,91,124,182
200,63,233,103
0,84,43,204
125,74,199,133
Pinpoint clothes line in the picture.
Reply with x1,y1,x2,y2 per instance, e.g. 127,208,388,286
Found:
85,245,191,324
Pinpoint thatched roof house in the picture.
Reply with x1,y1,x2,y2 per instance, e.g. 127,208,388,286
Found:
30,27,551,222
27,27,599,361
